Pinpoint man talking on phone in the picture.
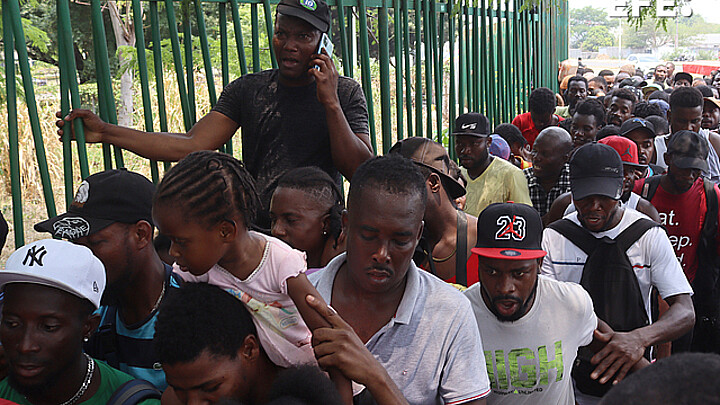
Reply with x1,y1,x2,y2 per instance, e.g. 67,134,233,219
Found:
56,0,372,228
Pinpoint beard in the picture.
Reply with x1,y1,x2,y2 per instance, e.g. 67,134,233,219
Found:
482,277,539,322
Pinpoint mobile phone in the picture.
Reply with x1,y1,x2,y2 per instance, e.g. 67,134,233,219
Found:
314,33,334,71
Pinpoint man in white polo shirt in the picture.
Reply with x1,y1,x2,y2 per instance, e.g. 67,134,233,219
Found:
465,202,597,404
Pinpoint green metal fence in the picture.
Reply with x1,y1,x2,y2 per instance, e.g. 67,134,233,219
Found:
2,0,568,247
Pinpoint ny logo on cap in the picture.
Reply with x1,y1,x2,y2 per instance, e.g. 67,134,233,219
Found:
495,215,526,241
461,122,477,130
23,245,47,267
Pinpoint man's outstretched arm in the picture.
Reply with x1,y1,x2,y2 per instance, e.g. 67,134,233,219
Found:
57,109,239,162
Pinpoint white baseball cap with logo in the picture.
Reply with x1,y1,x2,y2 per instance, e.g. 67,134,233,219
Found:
1,239,106,309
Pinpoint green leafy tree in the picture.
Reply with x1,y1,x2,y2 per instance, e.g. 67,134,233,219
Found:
570,6,611,49
582,25,614,52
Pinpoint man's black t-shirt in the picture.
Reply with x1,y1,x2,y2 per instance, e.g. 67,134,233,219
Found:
212,69,369,225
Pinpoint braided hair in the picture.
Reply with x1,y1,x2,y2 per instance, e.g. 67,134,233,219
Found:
154,151,261,228
276,166,344,247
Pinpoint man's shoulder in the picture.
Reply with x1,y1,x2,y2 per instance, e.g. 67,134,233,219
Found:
337,75,362,90
415,268,472,311
537,274,592,306
227,69,277,89
491,156,525,176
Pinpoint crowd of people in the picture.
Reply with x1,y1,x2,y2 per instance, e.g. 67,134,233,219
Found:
2,0,720,403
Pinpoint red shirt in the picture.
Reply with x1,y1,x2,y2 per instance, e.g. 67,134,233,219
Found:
511,112,564,146
641,177,720,283
420,256,480,287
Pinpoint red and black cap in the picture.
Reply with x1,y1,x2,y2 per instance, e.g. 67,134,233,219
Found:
471,202,546,260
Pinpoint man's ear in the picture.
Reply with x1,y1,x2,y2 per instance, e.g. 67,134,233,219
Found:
132,220,154,250
239,334,261,362
427,173,442,194
664,152,672,167
84,312,102,340
667,110,672,123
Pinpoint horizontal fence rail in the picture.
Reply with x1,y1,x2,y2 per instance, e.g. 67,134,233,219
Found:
2,0,568,247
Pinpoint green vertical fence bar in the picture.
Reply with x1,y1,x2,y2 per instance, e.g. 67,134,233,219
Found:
59,37,75,205
422,0,432,138
414,0,422,138
90,0,117,170
219,2,233,154
251,4,261,71
432,0,442,143
3,1,23,247
457,5,465,115
150,1,172,171
475,3,483,115
165,0,193,131
13,0,58,213
229,0,249,75
131,0,160,181
336,0,351,77
57,0,90,180
183,5,197,124
378,1,391,152
393,3,404,141
465,5,473,111
262,0,278,68
402,0,412,138
195,0,217,107
448,0,456,158
357,0,377,150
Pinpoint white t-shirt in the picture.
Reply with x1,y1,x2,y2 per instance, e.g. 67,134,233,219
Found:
464,275,596,405
541,209,693,324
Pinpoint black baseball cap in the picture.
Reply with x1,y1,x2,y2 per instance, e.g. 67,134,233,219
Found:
667,130,709,171
388,137,466,199
620,117,656,139
570,143,624,201
674,72,693,85
450,113,491,137
277,0,331,33
35,169,156,240
471,203,546,260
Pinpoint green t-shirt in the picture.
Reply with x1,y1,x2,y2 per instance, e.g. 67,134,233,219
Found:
0,359,160,404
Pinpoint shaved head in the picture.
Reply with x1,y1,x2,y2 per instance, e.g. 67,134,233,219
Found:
535,127,573,154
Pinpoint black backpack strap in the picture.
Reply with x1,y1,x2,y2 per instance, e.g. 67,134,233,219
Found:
614,218,660,252
546,219,599,255
107,379,162,405
85,305,120,368
455,210,468,286
640,175,662,201
701,179,719,245
694,179,720,315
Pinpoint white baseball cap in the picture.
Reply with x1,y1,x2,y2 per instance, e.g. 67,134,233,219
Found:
1,239,106,309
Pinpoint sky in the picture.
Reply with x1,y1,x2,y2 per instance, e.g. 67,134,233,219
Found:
569,0,720,24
